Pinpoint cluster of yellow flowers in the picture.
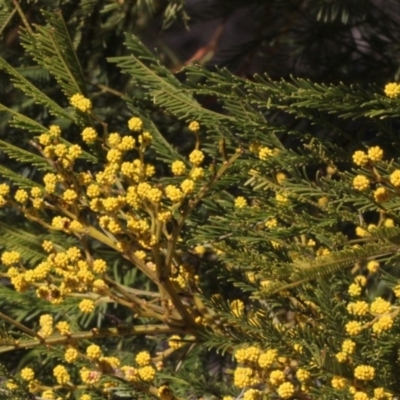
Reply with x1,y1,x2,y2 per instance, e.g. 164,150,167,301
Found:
2,245,109,312
69,93,92,112
8,345,159,398
351,146,400,205
229,345,310,399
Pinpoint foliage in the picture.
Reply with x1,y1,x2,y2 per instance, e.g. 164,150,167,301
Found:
1,2,400,400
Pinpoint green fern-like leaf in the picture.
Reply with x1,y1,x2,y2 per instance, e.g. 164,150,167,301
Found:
0,58,73,122
19,11,87,99
0,140,52,171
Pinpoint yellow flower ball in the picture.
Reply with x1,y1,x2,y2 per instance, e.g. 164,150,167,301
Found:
368,146,383,162
81,127,97,144
384,82,400,98
345,321,362,336
171,160,186,176
277,382,295,399
352,150,368,166
234,196,247,209
390,170,400,187
79,299,95,313
352,175,370,191
135,351,151,367
188,121,200,132
354,365,375,381
128,117,143,131
70,93,92,112
20,367,35,381
189,149,205,166
331,375,346,389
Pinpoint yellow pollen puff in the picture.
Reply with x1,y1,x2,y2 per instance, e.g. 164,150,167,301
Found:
157,210,172,222
128,117,143,131
188,121,200,132
38,314,53,338
62,189,78,204
135,351,151,366
20,367,35,381
53,364,71,385
81,127,97,144
269,369,285,385
368,146,383,162
233,366,253,388
354,365,375,381
165,185,184,203
107,132,121,147
331,376,347,389
107,148,122,163
258,146,273,160
342,339,356,354
372,315,394,334
92,259,107,274
353,175,370,191
189,149,205,166
0,183,10,196
384,82,400,98
367,260,379,273
190,166,204,180
235,196,247,209
80,368,101,384
1,251,21,265
393,284,400,298
68,145,82,160
55,321,71,335
296,368,310,382
138,365,156,381
390,170,400,187
118,135,136,151
38,133,51,146
86,184,101,198
55,143,68,158
70,93,92,112
347,301,369,316
80,395,92,400
65,347,79,363
181,179,195,194
335,351,348,363
79,299,95,313
370,297,391,314
234,346,261,363
345,320,362,336
348,283,362,297
277,382,295,399
352,150,369,166
243,389,262,400
15,189,28,203
146,187,163,203
171,160,186,175
86,344,102,360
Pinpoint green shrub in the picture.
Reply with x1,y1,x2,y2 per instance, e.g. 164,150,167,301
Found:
1,4,400,400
